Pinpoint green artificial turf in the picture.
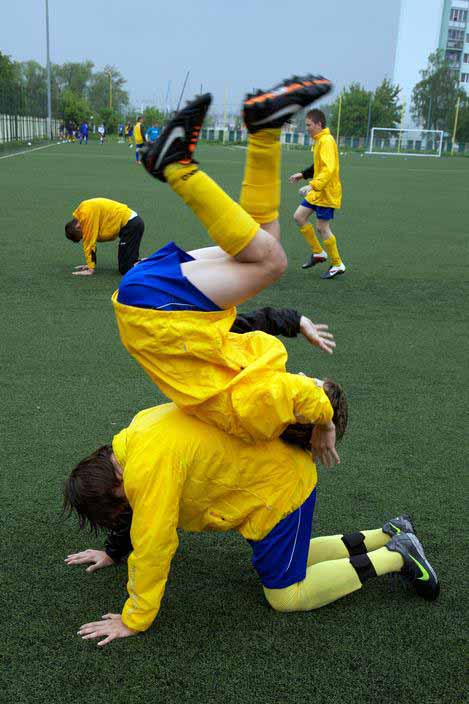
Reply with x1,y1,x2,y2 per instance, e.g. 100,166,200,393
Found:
1,140,467,704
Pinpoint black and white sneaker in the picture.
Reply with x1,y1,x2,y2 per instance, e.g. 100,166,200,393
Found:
302,251,327,269
320,263,346,279
141,93,212,182
243,75,333,134
386,532,440,600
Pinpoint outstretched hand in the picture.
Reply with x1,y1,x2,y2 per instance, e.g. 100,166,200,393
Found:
65,549,115,573
289,172,303,183
311,422,340,468
77,613,138,647
299,316,336,355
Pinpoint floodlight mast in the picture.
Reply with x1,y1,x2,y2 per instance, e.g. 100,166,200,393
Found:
45,0,52,139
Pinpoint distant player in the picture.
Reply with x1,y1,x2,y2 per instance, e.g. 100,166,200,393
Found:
289,109,345,279
65,198,145,276
97,124,106,144
125,122,133,148
145,123,160,143
133,116,146,163
78,121,89,145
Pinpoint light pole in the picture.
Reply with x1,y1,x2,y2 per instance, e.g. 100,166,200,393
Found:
45,0,52,139
106,70,113,110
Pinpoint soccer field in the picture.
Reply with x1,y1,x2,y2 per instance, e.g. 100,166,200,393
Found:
2,141,467,704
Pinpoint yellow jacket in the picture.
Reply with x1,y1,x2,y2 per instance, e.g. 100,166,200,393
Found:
73,198,133,269
133,122,145,145
112,403,317,631
305,128,342,209
112,294,333,442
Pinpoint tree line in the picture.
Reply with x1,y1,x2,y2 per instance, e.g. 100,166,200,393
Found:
0,49,468,140
0,52,165,133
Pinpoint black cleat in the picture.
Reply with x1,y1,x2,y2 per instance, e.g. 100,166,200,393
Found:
383,514,416,538
386,532,440,601
302,251,327,269
141,93,212,182
243,75,333,134
320,264,346,279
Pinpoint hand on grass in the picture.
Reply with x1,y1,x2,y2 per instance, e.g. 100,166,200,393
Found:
65,549,115,573
77,613,138,647
299,316,336,354
311,422,340,468
72,266,94,276
289,172,303,183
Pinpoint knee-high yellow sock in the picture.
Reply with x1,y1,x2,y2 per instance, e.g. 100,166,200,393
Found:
264,558,362,612
323,234,342,267
239,129,281,225
164,162,259,256
300,224,324,254
307,529,390,566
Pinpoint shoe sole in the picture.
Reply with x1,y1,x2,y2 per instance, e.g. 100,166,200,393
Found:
321,269,345,279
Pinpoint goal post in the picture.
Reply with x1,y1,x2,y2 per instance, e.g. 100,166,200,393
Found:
367,127,444,157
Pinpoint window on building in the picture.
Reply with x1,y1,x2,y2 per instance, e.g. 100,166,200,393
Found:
461,73,469,83
448,29,464,40
464,53,469,63
450,8,467,23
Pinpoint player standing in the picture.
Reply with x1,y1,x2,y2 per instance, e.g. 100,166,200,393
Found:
289,109,345,279
133,116,146,163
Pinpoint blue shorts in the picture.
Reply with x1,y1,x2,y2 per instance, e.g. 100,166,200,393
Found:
248,488,316,589
117,241,221,312
300,202,335,220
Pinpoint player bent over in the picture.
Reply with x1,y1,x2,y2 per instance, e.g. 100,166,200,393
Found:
65,198,145,276
64,401,439,647
289,109,345,278
113,76,340,461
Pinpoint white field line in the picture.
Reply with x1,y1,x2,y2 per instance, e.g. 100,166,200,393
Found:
0,142,60,160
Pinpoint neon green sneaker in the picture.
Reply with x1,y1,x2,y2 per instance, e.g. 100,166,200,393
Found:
386,532,439,601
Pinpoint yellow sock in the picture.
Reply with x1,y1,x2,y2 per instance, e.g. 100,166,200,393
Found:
264,557,362,612
165,163,259,256
368,547,403,576
300,224,323,254
307,529,390,566
239,129,281,225
323,234,342,267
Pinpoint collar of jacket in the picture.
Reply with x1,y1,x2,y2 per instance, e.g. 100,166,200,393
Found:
313,127,331,141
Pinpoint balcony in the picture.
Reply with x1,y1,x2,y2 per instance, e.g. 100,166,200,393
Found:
447,40,464,49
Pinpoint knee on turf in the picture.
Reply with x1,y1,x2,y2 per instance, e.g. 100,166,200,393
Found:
263,584,300,613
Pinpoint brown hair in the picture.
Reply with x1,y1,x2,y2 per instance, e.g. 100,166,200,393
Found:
65,219,81,241
306,109,326,128
63,445,127,531
280,377,348,449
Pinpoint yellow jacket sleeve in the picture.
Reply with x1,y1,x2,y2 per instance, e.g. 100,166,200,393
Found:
310,140,336,193
231,372,333,441
121,461,184,632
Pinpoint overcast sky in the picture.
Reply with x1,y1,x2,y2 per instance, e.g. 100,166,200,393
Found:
2,0,401,113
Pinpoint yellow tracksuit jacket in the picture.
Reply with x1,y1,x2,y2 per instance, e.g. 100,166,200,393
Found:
133,122,145,146
112,295,333,442
112,403,317,631
73,198,133,269
304,128,342,209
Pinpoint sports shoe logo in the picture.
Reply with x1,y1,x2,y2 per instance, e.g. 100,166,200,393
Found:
388,522,401,534
251,104,302,126
154,126,186,170
409,555,430,581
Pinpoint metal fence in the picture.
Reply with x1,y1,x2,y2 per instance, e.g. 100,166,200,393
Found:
0,114,60,143
200,127,469,154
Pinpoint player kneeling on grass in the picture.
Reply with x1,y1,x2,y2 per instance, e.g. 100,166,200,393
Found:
65,197,145,276
113,76,342,452
64,395,439,648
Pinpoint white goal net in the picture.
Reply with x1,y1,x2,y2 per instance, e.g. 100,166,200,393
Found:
367,128,444,157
